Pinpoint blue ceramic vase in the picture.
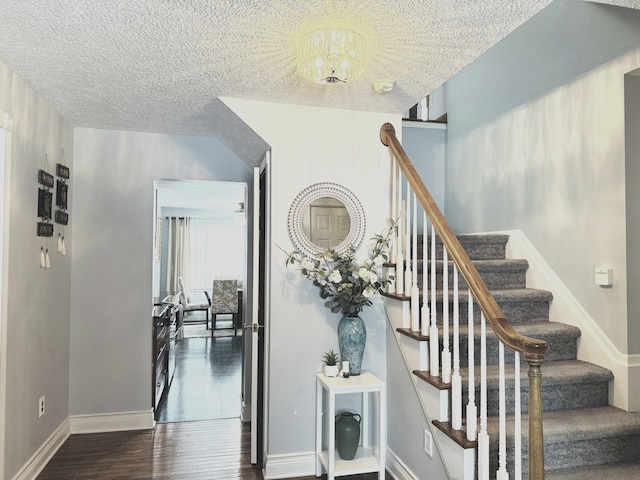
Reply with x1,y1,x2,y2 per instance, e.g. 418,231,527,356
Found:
338,315,366,375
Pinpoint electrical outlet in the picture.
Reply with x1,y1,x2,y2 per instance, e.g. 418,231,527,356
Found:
424,428,433,457
38,396,45,418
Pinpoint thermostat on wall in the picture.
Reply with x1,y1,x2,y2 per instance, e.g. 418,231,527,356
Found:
594,267,613,287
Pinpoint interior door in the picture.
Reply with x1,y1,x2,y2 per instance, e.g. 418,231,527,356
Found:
250,151,269,465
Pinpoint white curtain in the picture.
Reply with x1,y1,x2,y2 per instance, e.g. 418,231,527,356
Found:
189,218,244,291
165,217,191,296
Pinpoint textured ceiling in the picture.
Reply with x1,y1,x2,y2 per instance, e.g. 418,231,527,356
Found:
0,0,636,141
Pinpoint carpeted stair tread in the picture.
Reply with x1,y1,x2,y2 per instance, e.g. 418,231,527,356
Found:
387,231,638,474
459,320,580,341
431,287,553,324
545,459,640,479
542,406,640,442
461,360,613,388
461,360,612,413
420,258,529,271
433,288,553,302
457,321,580,363
487,406,640,443
418,234,509,260
486,407,640,473
418,258,529,290
490,288,554,302
454,233,510,245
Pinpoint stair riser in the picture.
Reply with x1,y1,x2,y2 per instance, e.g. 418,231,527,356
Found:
463,381,610,416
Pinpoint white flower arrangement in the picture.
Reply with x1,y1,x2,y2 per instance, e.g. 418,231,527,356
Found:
285,220,397,317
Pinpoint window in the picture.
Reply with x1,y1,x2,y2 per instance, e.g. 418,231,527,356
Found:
188,218,244,291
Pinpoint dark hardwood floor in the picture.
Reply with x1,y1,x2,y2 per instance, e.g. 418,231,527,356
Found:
37,417,384,479
38,317,385,479
156,332,242,422
37,418,261,479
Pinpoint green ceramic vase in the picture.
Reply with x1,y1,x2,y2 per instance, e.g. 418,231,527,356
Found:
335,412,361,460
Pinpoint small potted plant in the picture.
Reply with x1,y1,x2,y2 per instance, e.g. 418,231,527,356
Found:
323,349,340,377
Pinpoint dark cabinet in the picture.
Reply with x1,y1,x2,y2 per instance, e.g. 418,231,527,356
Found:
152,305,170,413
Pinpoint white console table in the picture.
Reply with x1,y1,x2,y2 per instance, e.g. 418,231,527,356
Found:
315,371,386,479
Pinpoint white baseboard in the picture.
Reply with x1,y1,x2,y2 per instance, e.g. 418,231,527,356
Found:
69,409,154,434
240,400,251,423
262,451,315,479
386,446,419,480
262,448,415,480
11,418,70,480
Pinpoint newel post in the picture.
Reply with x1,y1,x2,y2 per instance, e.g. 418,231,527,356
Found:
526,355,545,480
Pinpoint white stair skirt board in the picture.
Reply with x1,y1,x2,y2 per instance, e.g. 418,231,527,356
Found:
385,298,410,331
433,429,476,480
69,409,155,434
398,334,425,371
12,418,70,480
386,295,473,480
415,378,449,423
496,229,640,411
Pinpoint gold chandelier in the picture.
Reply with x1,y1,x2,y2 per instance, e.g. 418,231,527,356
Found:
296,20,372,84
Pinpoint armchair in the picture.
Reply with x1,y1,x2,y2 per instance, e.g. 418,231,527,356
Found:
177,277,211,329
210,279,239,335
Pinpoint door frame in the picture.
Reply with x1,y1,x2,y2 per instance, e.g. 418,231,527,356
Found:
251,150,270,465
0,111,14,479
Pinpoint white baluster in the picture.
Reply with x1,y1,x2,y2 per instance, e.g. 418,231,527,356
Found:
390,158,396,260
442,248,451,384
477,312,490,480
411,192,420,332
404,183,412,296
429,224,439,377
497,341,509,480
451,265,462,430
466,292,477,441
421,213,429,338
514,352,522,480
396,196,404,296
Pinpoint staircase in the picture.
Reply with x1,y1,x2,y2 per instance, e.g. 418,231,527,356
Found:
384,233,640,479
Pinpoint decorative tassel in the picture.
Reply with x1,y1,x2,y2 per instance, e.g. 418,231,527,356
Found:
61,237,66,256
45,249,51,269
40,247,46,268
57,234,63,253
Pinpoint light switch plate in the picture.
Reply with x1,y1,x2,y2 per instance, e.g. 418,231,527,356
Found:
594,267,613,287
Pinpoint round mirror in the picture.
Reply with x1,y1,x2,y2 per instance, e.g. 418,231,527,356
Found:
288,183,366,258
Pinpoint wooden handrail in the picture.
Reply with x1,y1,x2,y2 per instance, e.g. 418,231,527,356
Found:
380,122,546,479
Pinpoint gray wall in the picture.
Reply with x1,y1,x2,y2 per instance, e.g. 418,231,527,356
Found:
225,99,398,469
444,0,640,354
625,73,640,354
0,60,73,479
70,129,253,415
402,122,446,221
386,327,448,478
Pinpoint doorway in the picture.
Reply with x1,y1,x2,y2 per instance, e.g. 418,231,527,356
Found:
152,179,248,423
